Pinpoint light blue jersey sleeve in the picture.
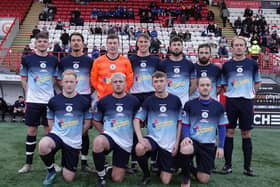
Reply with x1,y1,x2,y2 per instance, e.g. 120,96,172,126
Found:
135,102,148,122
20,57,28,77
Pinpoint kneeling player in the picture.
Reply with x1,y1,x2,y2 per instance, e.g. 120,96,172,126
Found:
134,71,182,185
92,73,140,187
38,70,92,185
180,77,228,187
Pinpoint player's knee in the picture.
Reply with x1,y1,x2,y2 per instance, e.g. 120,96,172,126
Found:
160,174,171,184
241,130,251,138
112,173,124,183
197,172,210,184
27,127,38,136
135,143,145,156
226,129,235,137
63,174,75,182
180,144,193,155
38,139,49,154
63,169,75,182
93,136,105,152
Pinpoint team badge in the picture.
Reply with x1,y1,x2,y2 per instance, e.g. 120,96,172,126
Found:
116,106,123,112
66,106,73,113
140,62,147,68
237,67,243,73
201,111,208,119
73,63,79,69
201,72,207,77
20,64,23,70
40,63,46,69
160,106,167,113
174,67,180,74
110,64,116,70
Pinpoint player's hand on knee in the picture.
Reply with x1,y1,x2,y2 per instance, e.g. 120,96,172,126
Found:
181,137,193,146
215,147,224,160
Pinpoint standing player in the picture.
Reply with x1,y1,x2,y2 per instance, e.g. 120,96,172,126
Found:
158,36,196,106
39,70,92,185
56,32,93,172
92,73,140,187
180,77,228,187
90,34,133,100
128,33,161,173
219,36,261,176
134,71,182,185
18,32,59,173
190,44,222,100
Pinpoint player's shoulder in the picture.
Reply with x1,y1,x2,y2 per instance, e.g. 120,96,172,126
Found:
76,94,91,106
94,55,107,64
60,55,72,63
149,54,161,61
99,94,113,103
211,99,224,109
47,54,58,61
126,93,139,102
128,54,138,61
81,54,93,62
168,93,181,103
118,55,130,62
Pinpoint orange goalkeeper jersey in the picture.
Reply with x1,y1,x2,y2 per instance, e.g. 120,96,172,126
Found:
90,54,133,99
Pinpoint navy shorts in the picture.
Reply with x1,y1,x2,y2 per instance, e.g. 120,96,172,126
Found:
225,97,254,130
145,136,174,173
132,92,154,103
192,140,215,175
47,133,79,172
25,103,48,126
102,133,130,169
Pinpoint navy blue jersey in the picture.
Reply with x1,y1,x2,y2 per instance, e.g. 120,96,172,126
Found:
20,54,58,104
129,54,161,94
135,93,182,152
158,58,196,105
190,63,222,100
182,98,228,144
221,58,261,99
57,55,93,95
14,101,25,108
47,93,92,149
93,94,140,153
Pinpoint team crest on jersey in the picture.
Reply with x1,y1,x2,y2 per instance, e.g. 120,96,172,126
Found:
237,67,243,73
174,67,180,74
138,107,143,112
110,64,116,70
66,106,73,113
40,63,46,69
140,62,147,68
20,64,23,70
73,63,79,69
160,106,167,113
181,110,186,117
201,72,207,77
116,106,123,112
201,111,208,119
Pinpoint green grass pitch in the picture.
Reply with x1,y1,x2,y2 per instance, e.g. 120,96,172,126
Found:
0,122,279,187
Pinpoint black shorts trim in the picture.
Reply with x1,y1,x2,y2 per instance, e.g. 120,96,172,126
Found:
192,140,215,175
225,97,254,130
47,133,79,172
101,133,130,169
145,136,174,173
25,103,48,126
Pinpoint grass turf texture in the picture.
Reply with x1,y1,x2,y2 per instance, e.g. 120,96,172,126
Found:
0,122,279,187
